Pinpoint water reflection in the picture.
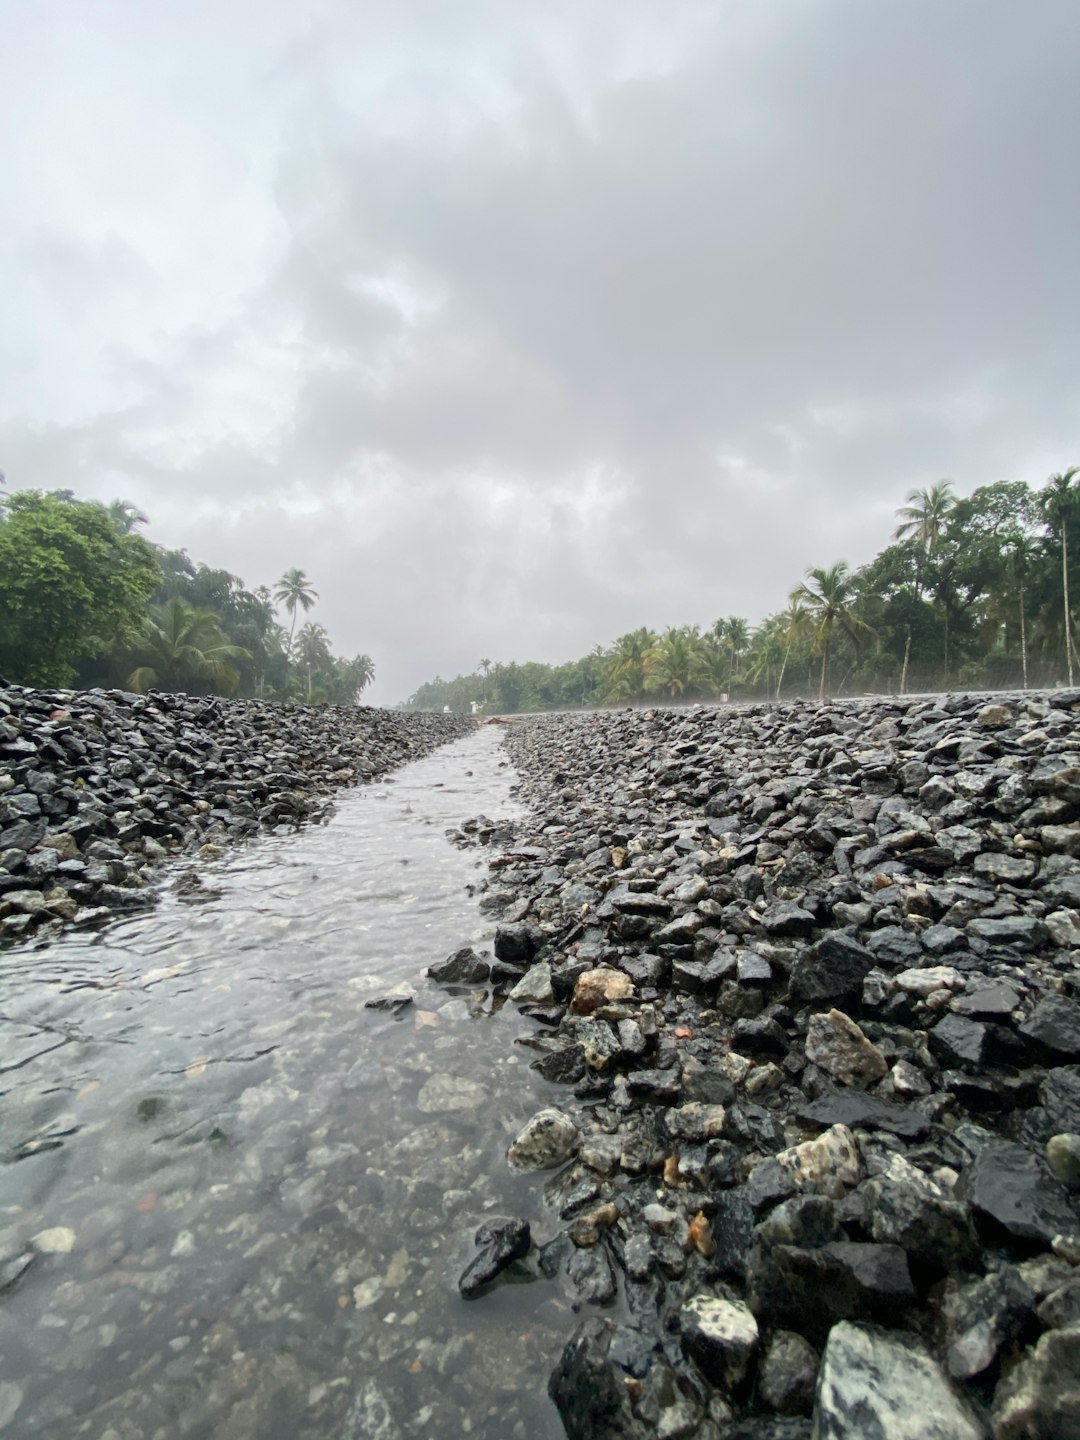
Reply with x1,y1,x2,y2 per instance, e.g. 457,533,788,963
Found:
0,730,571,1440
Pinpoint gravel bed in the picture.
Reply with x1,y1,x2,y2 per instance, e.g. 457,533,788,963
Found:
0,683,473,943
439,691,1080,1439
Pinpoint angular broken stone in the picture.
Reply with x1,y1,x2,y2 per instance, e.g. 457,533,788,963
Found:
805,1009,887,1088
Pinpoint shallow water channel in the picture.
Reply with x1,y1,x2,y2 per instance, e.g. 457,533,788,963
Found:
0,729,572,1440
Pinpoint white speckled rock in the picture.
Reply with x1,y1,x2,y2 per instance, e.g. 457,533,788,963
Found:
813,1321,983,1440
776,1124,861,1197
506,1107,579,1172
805,1009,887,1088
680,1294,759,1388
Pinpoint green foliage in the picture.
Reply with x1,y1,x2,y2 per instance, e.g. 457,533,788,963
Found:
0,487,374,703
406,465,1080,713
128,598,251,694
0,490,160,686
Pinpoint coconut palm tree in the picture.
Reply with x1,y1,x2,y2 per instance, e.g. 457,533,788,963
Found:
893,480,956,690
105,498,149,534
128,598,250,694
893,480,957,553
791,563,873,703
643,626,713,699
1039,468,1080,685
710,615,750,686
605,628,658,701
273,568,319,655
295,621,332,701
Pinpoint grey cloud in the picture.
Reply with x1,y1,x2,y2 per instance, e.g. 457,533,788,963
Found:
3,0,1079,702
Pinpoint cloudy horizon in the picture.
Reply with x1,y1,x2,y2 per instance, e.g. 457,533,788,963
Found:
3,0,1078,702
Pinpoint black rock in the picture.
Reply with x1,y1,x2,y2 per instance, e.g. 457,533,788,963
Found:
532,1044,587,1085
427,947,491,985
963,1141,1080,1249
548,1319,654,1440
928,1013,989,1070
759,1241,917,1342
493,921,545,967
790,933,876,1002
1019,996,1080,1064
458,1216,531,1298
761,902,816,937
797,1091,931,1139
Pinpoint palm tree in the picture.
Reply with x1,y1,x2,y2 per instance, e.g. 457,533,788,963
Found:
774,599,810,700
1039,468,1079,685
893,480,957,553
711,615,750,686
105,498,149,534
295,622,332,701
893,480,956,690
273,568,319,656
605,628,657,701
643,626,713,699
353,654,375,693
791,563,873,703
1005,533,1040,689
128,598,250,694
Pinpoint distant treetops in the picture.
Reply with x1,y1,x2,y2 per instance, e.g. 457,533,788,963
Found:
405,469,1080,713
0,487,375,702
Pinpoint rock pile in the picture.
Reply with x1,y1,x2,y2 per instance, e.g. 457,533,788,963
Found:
441,692,1080,1438
0,683,472,942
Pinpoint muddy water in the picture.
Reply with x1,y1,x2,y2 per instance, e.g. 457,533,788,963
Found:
0,729,571,1440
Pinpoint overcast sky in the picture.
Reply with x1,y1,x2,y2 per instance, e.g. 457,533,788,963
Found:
3,1,1079,702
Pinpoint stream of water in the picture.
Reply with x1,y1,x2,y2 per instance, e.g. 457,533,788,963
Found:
0,729,571,1440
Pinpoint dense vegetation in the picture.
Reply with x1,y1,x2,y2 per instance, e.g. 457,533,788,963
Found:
405,471,1080,713
0,485,375,702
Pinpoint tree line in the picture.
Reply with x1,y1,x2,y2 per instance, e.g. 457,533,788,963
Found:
405,470,1080,713
0,485,375,703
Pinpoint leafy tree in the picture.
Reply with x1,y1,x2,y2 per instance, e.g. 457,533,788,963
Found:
127,598,250,694
0,490,160,685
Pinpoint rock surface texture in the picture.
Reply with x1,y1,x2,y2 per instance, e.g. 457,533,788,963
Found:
440,691,1080,1438
0,682,472,940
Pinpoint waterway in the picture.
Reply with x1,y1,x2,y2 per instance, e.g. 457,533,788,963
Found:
0,728,570,1440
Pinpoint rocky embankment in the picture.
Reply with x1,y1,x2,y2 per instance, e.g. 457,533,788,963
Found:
0,683,472,942
438,693,1080,1439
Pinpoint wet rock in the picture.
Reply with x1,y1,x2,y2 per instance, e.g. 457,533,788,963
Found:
929,1013,990,1070
861,1152,978,1271
427,948,491,985
963,1141,1080,1249
548,1319,653,1440
494,921,545,967
991,1321,1080,1439
790,933,876,1003
761,902,816,938
459,1216,531,1298
774,1124,861,1198
567,1243,617,1307
1019,996,1080,1064
508,962,555,1003
763,1243,916,1339
679,1294,759,1388
570,968,635,1014
1047,1134,1080,1192
814,1321,984,1440
532,1044,588,1085
507,1108,580,1172
797,1090,930,1140
758,1331,818,1416
804,1010,887,1088
944,1266,1038,1380
416,1074,487,1113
